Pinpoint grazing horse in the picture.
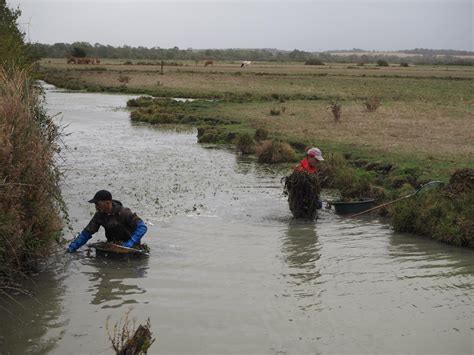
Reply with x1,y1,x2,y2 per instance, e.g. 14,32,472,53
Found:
67,56,78,64
204,60,214,67
240,61,251,68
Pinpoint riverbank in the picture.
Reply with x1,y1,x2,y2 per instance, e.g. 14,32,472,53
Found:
0,4,64,290
38,60,474,246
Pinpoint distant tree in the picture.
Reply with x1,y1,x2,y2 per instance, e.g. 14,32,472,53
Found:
377,59,389,67
0,1,31,67
305,58,324,65
71,46,86,58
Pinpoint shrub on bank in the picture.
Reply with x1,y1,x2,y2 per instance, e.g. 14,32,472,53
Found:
197,126,229,143
256,140,296,163
0,68,63,286
126,96,153,108
236,133,256,154
391,169,473,247
254,128,269,141
305,59,325,65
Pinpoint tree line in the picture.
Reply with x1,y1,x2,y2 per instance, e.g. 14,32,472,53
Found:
31,42,474,66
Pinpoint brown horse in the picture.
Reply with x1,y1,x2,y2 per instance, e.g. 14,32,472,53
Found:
204,60,214,67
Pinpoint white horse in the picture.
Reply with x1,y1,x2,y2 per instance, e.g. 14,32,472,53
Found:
240,61,251,68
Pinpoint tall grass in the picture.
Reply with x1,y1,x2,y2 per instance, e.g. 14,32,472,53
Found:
0,67,64,288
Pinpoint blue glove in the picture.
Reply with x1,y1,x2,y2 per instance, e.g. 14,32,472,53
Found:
123,221,147,248
67,230,92,253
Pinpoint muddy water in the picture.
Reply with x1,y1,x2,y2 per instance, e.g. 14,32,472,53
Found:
0,85,472,355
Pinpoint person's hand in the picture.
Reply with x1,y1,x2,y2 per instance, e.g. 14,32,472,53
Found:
122,240,134,248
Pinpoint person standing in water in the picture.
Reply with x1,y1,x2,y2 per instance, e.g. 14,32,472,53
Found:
294,147,325,210
294,147,324,174
67,190,148,253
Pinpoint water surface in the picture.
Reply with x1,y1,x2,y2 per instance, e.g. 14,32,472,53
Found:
0,85,472,354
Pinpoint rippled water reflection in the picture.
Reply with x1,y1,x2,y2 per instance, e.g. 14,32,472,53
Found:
0,85,472,354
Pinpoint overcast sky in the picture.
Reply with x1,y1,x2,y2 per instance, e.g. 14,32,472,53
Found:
8,0,473,51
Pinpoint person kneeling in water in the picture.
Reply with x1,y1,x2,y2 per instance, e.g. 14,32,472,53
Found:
67,190,148,253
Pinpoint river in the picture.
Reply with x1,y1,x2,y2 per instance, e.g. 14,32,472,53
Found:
0,84,472,354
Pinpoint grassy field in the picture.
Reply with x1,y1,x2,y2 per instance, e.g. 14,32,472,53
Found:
39,59,474,181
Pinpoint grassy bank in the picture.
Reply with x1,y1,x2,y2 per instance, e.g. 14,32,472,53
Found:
40,59,473,246
0,68,64,288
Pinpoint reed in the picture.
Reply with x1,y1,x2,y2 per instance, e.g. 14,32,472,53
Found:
0,67,64,288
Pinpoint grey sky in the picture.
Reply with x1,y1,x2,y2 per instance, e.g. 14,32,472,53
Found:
9,0,473,51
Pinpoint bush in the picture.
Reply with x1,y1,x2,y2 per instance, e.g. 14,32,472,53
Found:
364,96,381,112
327,101,342,122
127,96,153,108
391,187,473,247
197,126,227,143
400,62,409,67
256,140,296,163
118,75,130,84
377,60,389,67
305,59,325,65
269,106,280,116
254,128,269,141
236,133,256,154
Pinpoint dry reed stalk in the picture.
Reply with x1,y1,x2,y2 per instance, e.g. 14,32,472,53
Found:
0,67,63,289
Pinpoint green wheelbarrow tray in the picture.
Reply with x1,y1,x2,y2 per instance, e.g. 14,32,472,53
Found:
88,241,150,257
331,198,376,215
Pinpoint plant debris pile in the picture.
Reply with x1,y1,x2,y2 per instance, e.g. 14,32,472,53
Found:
284,171,321,220
444,168,474,197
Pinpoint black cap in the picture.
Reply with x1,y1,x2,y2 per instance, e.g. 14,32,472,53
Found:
88,190,112,203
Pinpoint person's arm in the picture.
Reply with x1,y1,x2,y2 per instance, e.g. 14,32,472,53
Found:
67,230,93,253
67,214,100,252
122,220,147,248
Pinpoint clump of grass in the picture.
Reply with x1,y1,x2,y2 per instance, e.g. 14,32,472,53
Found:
118,74,130,84
107,308,155,355
317,152,350,188
254,128,269,141
269,106,281,116
391,170,473,247
256,140,296,163
364,96,381,112
127,96,153,108
197,126,228,143
327,101,342,122
318,152,385,201
236,133,256,154
0,68,64,288
388,167,421,188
